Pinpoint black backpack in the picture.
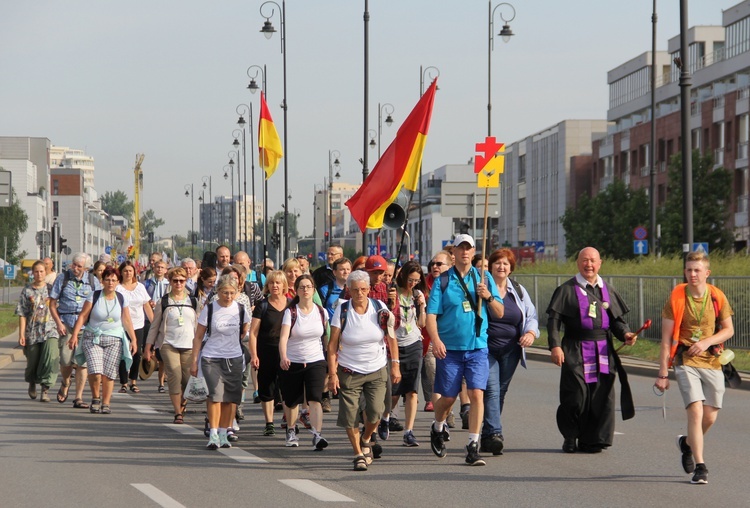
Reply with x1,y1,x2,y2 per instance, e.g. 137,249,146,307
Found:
86,290,125,325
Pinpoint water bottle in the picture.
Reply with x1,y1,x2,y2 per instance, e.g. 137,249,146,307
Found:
718,349,735,365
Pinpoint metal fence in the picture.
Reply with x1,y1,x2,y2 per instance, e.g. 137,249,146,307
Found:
513,274,750,350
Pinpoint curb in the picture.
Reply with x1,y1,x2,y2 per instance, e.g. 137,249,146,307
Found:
0,329,24,369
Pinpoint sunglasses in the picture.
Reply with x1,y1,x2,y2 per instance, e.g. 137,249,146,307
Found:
171,279,187,284
431,261,446,267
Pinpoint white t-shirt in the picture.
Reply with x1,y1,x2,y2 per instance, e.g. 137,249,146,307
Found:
86,291,130,332
281,305,326,364
331,299,387,374
162,295,197,349
198,301,247,359
116,283,150,329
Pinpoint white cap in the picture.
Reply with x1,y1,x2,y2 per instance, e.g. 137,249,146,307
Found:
452,234,475,248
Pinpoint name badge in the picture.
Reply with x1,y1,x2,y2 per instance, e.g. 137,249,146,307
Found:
76,296,82,303
588,303,597,319
107,317,114,323
462,301,472,313
177,316,185,327
405,323,413,334
690,329,702,342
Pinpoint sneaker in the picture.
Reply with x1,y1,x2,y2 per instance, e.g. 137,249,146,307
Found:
445,412,456,429
236,405,245,421
299,411,312,430
204,417,210,437
227,429,239,442
321,397,332,413
313,434,329,451
231,419,240,432
691,463,708,484
263,423,275,436
403,430,420,447
280,414,288,430
677,435,695,474
430,423,447,458
377,419,390,441
252,390,260,403
424,401,434,412
206,434,220,450
465,441,486,466
219,433,231,448
460,409,470,430
480,434,504,456
285,428,299,447
389,417,404,432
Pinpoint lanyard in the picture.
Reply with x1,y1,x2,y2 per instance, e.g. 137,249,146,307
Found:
454,268,481,337
685,287,709,324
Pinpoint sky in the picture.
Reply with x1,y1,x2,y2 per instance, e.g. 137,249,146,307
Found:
0,0,733,241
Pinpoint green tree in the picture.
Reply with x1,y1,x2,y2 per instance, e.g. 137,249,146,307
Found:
0,189,29,263
140,209,165,242
658,151,733,255
100,190,134,219
561,179,649,259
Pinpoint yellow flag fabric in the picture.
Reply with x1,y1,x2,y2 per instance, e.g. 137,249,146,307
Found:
258,91,283,179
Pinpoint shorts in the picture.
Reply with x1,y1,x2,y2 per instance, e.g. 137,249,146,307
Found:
81,333,121,379
59,331,86,368
257,344,281,402
336,365,387,429
392,341,422,396
201,356,244,404
434,348,489,398
674,365,725,409
278,360,327,407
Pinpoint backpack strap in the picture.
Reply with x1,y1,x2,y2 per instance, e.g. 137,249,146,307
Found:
86,290,124,325
289,305,298,330
509,278,524,301
340,300,350,334
206,301,214,337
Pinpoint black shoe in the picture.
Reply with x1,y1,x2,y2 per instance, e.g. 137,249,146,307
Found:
371,441,383,459
562,437,576,453
465,441,486,466
691,463,708,484
480,434,504,455
377,419,390,440
460,410,470,430
577,443,603,453
389,417,404,432
430,423,447,458
203,417,210,437
677,435,695,474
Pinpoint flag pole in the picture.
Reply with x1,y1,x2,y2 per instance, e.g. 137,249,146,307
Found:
393,191,415,269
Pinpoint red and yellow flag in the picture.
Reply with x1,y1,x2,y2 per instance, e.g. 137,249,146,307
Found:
258,91,283,180
346,79,438,231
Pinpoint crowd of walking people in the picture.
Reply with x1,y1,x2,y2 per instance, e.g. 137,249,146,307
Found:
15,242,735,483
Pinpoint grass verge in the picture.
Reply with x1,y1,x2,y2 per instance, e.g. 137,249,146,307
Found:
0,304,18,339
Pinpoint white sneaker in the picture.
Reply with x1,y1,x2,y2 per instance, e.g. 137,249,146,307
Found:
206,434,220,450
232,419,240,431
286,428,299,447
219,433,231,449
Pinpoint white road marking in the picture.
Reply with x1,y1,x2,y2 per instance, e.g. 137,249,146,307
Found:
614,431,624,435
132,483,186,508
220,447,268,463
279,479,355,502
164,423,203,435
129,404,158,414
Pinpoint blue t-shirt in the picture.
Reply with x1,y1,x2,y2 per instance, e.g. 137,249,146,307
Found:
426,266,501,351
487,291,522,353
319,281,345,319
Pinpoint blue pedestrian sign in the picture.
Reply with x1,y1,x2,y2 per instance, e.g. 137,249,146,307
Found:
368,245,377,256
523,241,545,253
3,265,15,279
633,240,648,255
693,242,709,254
117,254,126,264
442,240,451,248
317,252,326,262
105,245,112,255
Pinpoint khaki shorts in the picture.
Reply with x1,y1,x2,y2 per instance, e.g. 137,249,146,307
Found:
336,365,387,429
59,331,86,369
674,365,725,409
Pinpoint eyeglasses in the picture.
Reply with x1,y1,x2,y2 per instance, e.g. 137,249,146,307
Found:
171,279,187,284
297,285,314,291
407,278,421,284
431,261,445,267
351,287,369,293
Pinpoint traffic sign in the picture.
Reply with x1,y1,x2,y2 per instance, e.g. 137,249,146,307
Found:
105,245,112,255
693,242,709,254
3,265,15,279
523,241,545,253
633,226,648,240
634,240,649,255
368,245,377,255
442,240,451,248
317,252,325,262
117,254,126,264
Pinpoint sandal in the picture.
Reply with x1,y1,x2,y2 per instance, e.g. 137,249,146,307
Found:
129,384,141,393
119,385,128,393
360,438,374,465
100,405,111,414
353,455,368,471
73,398,90,409
89,398,101,414
56,381,70,403
158,385,166,393
174,413,184,424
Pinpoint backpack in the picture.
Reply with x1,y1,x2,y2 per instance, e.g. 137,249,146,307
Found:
437,269,520,300
339,298,390,335
289,303,328,345
86,290,125,325
62,270,98,293
162,293,198,313
204,301,248,361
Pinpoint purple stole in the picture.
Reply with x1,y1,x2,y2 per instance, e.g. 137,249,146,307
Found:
575,282,611,383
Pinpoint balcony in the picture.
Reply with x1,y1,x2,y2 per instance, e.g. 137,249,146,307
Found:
640,165,650,177
736,195,748,228
714,148,725,168
738,141,748,161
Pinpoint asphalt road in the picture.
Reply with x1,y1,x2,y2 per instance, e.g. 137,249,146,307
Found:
1,356,748,508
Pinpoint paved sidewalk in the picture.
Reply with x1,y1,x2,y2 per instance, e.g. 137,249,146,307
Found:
0,329,23,369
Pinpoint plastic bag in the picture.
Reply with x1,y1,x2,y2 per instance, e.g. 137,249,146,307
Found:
183,375,209,402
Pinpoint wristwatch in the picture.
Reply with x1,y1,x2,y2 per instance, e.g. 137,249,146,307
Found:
486,295,495,303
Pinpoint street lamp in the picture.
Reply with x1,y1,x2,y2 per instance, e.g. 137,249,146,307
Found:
377,103,394,159
368,129,377,150
328,150,341,247
227,151,240,251
419,65,440,264
201,175,212,253
488,2,516,137
184,184,194,259
247,64,269,264
259,1,290,260
236,103,255,258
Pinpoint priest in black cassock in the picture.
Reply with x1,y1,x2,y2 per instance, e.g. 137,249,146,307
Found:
547,247,637,453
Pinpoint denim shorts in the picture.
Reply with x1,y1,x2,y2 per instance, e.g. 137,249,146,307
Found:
434,348,489,398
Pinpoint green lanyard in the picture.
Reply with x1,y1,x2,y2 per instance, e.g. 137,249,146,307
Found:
685,287,709,325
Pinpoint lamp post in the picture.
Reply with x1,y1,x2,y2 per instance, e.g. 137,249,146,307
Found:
377,103,394,159
247,64,268,265
678,0,693,260
328,150,341,247
232,127,246,254
259,1,290,260
362,0,371,254
419,65,440,263
227,152,240,251
202,175,212,253
488,2,516,137
650,0,658,256
236,103,254,257
184,184,194,259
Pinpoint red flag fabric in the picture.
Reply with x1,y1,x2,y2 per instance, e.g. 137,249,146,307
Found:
258,91,283,179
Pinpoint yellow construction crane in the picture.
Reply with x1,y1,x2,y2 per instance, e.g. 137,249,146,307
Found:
133,154,145,260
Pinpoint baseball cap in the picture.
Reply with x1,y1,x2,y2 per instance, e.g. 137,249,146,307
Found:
365,255,387,272
452,234,476,248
